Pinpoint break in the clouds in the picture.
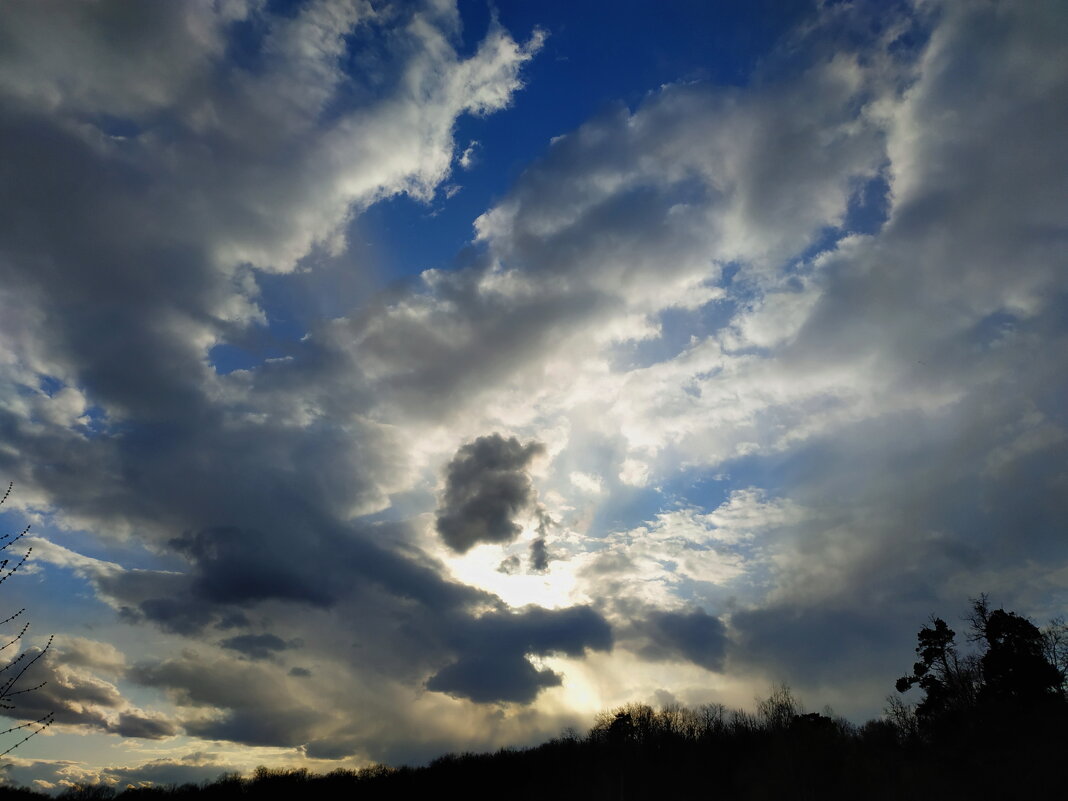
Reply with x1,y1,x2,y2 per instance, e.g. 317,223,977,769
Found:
0,0,1066,789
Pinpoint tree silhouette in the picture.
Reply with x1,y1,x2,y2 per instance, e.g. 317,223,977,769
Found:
1041,616,1068,693
897,596,1067,739
968,595,1063,708
895,615,978,726
0,483,53,758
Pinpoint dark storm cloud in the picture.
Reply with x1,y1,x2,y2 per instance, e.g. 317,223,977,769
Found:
111,713,179,740
633,609,729,672
131,598,220,637
426,604,613,703
529,538,550,573
731,602,912,686
435,434,546,553
122,590,610,745
70,509,497,646
727,395,1068,690
426,653,562,704
83,564,234,636
173,527,337,608
184,707,320,749
218,633,297,661
128,651,318,748
463,605,613,657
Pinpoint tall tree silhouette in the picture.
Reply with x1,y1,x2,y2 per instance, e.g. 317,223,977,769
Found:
0,483,53,758
895,616,978,726
967,595,1064,709
897,596,1066,736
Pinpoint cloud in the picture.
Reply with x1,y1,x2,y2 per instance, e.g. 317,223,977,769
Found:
420,653,563,704
5,640,177,740
184,707,321,750
426,653,562,704
111,712,179,740
435,434,546,553
218,634,298,661
3,751,234,792
573,503,765,613
458,140,480,169
0,1,248,118
529,538,550,573
172,527,338,608
497,555,521,575
50,637,125,676
427,604,612,704
0,0,543,514
128,651,319,748
634,609,729,672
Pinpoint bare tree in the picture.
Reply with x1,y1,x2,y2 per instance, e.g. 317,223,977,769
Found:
757,682,801,731
1041,616,1068,694
0,483,53,758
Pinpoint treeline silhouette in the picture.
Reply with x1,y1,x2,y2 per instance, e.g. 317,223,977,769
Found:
4,598,1066,800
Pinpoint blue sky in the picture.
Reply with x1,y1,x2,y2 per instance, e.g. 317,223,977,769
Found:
367,0,811,275
1,0,1067,792
210,0,813,376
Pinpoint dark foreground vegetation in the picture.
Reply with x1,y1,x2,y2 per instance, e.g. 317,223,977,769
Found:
5,598,1067,801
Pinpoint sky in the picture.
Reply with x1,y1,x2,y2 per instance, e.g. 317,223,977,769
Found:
0,0,1066,791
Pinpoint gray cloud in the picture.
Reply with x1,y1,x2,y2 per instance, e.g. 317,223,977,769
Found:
184,707,321,749
435,434,546,553
529,538,550,573
130,598,220,638
111,712,179,740
634,609,729,672
128,651,318,748
497,555,521,575
6,643,177,740
427,604,613,703
8,647,119,733
218,634,297,661
728,392,1068,695
426,653,562,704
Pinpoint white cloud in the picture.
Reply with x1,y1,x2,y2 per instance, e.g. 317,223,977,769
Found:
458,140,480,169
